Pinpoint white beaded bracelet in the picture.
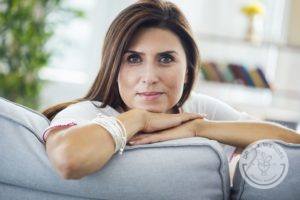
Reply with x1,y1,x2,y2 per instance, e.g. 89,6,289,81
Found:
91,113,127,155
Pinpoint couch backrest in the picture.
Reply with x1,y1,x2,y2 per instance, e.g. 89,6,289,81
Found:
0,97,230,200
0,97,49,143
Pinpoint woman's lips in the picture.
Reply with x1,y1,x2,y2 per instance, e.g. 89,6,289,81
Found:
138,92,163,100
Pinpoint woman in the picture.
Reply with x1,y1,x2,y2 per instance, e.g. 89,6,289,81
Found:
42,0,300,180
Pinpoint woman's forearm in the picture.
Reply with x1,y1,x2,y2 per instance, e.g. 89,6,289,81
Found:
196,119,300,148
46,108,145,179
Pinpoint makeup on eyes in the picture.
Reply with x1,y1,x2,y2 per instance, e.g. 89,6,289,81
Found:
127,53,141,63
158,53,175,63
124,50,177,64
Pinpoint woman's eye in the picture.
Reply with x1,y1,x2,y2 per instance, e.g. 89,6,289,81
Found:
127,54,142,64
159,54,174,64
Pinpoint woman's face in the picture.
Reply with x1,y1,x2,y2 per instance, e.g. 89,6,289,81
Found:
118,27,188,113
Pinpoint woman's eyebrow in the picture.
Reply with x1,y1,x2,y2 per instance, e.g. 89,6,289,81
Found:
124,50,178,55
125,50,144,55
158,50,178,55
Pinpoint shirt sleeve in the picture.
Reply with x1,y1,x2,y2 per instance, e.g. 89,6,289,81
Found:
42,101,103,143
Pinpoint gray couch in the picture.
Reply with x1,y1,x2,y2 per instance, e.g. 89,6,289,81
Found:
0,97,299,200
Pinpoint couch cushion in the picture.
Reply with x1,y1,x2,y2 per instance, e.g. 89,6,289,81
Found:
0,97,50,143
231,139,300,200
0,97,230,200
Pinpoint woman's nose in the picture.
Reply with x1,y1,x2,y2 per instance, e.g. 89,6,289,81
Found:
141,65,159,84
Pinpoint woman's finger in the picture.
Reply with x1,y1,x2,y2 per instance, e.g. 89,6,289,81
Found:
142,111,206,133
129,133,150,141
171,112,205,125
175,112,205,124
129,121,195,145
129,112,206,145
129,133,165,145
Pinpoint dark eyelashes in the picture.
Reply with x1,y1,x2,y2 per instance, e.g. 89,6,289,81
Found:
126,53,141,63
159,53,175,61
125,53,175,64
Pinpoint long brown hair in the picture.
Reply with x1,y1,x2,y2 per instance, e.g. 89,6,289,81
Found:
42,0,200,121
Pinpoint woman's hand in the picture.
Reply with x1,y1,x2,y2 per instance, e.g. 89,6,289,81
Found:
138,109,205,133
128,118,207,145
120,109,204,139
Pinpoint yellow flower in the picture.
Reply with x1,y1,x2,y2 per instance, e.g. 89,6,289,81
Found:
241,2,265,17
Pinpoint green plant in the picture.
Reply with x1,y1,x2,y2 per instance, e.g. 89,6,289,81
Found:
0,0,83,109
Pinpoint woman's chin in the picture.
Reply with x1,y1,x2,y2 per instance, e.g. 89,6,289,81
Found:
136,105,166,113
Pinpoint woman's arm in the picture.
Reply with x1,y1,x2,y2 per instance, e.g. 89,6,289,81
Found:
196,119,300,148
46,109,201,180
46,108,145,180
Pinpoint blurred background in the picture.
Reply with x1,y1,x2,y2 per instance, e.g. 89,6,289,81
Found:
1,0,300,130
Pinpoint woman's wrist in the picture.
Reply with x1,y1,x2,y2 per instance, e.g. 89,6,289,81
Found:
194,118,214,138
131,108,147,131
117,108,146,140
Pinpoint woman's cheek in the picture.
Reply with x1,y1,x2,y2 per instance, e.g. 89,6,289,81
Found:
118,68,136,102
164,74,185,102
119,67,137,87
166,69,185,90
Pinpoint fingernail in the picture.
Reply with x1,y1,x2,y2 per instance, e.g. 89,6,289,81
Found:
129,141,135,145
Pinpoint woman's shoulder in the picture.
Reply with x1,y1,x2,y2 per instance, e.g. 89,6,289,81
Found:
57,100,95,114
182,91,219,112
187,91,223,102
183,91,256,121
182,91,237,116
54,100,120,120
